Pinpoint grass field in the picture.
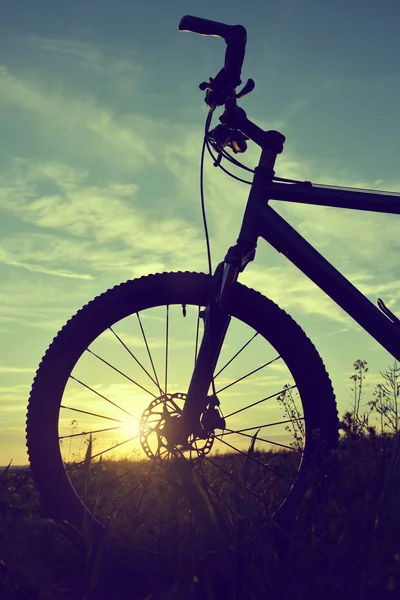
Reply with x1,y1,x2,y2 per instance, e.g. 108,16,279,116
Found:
1,429,400,600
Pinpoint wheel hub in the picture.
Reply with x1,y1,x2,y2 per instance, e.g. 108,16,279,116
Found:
139,392,216,461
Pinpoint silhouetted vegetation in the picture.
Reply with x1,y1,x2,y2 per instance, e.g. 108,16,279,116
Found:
1,360,400,599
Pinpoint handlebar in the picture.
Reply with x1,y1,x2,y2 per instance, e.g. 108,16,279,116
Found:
179,15,247,91
178,16,282,153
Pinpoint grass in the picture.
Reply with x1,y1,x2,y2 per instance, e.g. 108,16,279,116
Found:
1,432,400,599
68,450,299,530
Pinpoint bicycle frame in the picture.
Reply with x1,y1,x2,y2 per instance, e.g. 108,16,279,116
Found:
241,174,400,361
181,144,400,429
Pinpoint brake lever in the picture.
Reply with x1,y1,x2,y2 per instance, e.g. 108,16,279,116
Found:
199,72,234,110
199,76,255,110
235,78,255,99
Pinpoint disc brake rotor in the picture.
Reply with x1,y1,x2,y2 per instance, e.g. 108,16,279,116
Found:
139,392,214,461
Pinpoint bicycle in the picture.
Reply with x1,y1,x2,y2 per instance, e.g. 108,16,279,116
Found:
26,16,400,544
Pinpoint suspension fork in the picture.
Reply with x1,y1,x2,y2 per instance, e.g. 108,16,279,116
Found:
180,260,239,432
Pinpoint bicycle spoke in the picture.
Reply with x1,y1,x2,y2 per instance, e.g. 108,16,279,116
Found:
216,435,294,483
137,313,163,397
216,355,282,394
217,427,303,453
82,455,158,497
65,433,140,471
70,375,138,420
215,332,258,378
204,454,268,507
59,425,121,440
224,384,297,419
229,416,305,434
105,477,144,518
165,397,182,413
106,458,158,519
60,405,123,423
165,305,169,395
87,349,156,398
192,462,234,516
109,326,160,390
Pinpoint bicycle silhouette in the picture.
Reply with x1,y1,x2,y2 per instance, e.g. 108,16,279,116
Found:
26,15,400,541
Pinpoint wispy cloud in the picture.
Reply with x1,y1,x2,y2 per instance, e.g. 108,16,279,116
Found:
0,65,153,172
266,98,309,131
29,35,140,76
280,189,400,270
0,366,34,374
0,274,94,330
0,248,93,280
0,159,206,277
241,264,352,324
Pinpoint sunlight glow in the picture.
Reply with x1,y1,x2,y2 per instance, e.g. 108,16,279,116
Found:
119,415,141,440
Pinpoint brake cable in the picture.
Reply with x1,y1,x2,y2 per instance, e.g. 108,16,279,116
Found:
200,111,214,276
200,110,257,278
205,140,253,185
215,144,254,173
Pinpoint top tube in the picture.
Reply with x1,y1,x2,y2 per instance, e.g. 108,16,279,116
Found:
264,179,400,214
312,182,400,197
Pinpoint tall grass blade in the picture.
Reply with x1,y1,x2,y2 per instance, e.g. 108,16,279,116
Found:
0,460,12,486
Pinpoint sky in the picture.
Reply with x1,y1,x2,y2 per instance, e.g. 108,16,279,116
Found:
1,0,400,465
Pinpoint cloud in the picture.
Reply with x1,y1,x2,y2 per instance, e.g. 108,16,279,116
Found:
0,247,93,280
0,367,34,374
239,262,351,325
0,274,95,330
32,36,102,62
29,35,140,78
268,178,400,322
279,191,400,270
266,98,309,131
1,403,29,415
0,65,153,172
0,159,206,278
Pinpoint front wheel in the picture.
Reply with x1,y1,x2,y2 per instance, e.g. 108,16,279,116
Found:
26,271,338,545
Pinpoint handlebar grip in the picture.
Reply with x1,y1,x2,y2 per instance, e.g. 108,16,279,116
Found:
179,15,247,89
179,15,243,41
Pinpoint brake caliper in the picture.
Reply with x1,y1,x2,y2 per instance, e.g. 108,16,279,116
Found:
201,394,226,434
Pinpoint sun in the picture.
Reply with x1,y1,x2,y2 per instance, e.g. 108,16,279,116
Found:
119,415,141,441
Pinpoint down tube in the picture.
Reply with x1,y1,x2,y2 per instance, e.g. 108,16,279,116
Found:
259,205,400,361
